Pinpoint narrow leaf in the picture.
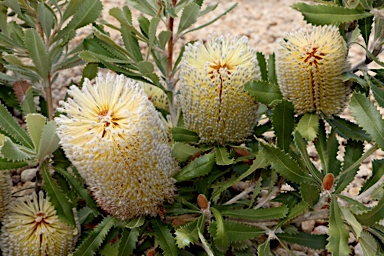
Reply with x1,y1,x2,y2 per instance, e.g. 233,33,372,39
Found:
326,116,371,141
360,231,379,256
211,207,230,251
24,29,50,80
356,194,384,225
158,30,172,50
152,219,178,256
210,220,264,243
257,52,268,81
267,53,277,84
20,87,37,115
73,216,116,256
25,113,46,151
244,80,282,105
215,146,234,166
277,201,308,228
340,206,362,239
42,162,75,227
118,228,140,256
257,239,270,256
221,205,288,221
272,100,294,153
37,2,54,38
0,157,28,170
172,142,200,162
174,153,215,182
177,3,200,33
361,159,384,193
0,135,34,161
277,232,327,250
37,121,59,158
350,92,384,150
292,3,373,25
300,183,320,208
171,127,200,143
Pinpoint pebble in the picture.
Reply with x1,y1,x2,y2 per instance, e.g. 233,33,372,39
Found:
312,225,328,235
301,220,316,233
354,243,364,256
20,168,37,182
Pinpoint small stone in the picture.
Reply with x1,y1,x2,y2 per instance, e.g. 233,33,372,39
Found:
349,186,361,197
312,225,328,235
301,220,316,232
354,243,364,256
18,181,35,196
348,232,356,244
20,168,37,182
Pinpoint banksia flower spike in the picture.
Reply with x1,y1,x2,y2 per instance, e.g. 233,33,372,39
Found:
180,35,261,144
0,171,12,221
55,73,178,220
275,25,351,117
0,191,78,256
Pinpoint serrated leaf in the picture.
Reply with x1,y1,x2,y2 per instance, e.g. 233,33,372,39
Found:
338,195,368,214
178,3,200,34
370,76,384,109
260,142,313,184
210,220,264,243
152,219,178,256
326,129,342,176
350,92,384,150
356,194,384,225
360,231,379,256
171,127,200,143
37,2,54,39
126,0,157,16
25,113,46,151
340,206,362,239
174,153,215,182
326,116,371,141
148,17,160,52
291,3,373,25
0,157,28,170
257,52,268,81
62,0,83,22
268,53,277,84
273,100,294,153
244,80,282,105
327,195,351,256
117,228,140,256
0,134,35,161
198,229,214,256
41,162,75,227
358,16,373,46
296,113,319,141
158,30,172,50
172,142,200,162
277,232,327,250
37,121,59,158
215,146,234,166
277,201,308,229
210,207,229,251
221,205,288,221
175,216,204,249
300,183,320,208
138,61,154,74
361,159,384,193
24,29,50,80
73,216,116,256
257,239,270,256
20,87,36,115
125,216,145,228
54,167,99,214
335,140,363,193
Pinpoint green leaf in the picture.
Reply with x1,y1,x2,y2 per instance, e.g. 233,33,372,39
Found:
0,157,28,170
37,2,54,38
277,232,327,250
350,92,384,150
215,146,234,166
152,219,178,256
291,3,373,25
54,167,99,214
221,205,288,221
20,87,37,115
257,239,270,256
158,30,172,50
210,207,230,251
125,216,145,228
25,113,46,151
174,153,215,182
175,215,205,249
327,195,351,256
80,63,98,86
300,183,320,208
257,52,268,81
73,216,116,256
356,194,384,225
260,142,313,184
172,142,200,162
177,3,200,34
335,140,363,193
126,0,157,16
62,0,83,22
0,134,35,161
370,76,384,109
361,159,384,193
340,206,362,239
358,16,373,46
296,113,319,141
42,162,75,227
37,121,59,159
326,116,371,141
210,220,264,243
244,80,282,105
360,231,379,256
148,17,160,52
171,127,200,143
117,228,140,256
272,100,294,153
137,61,154,74
277,201,308,229
267,53,277,84
24,29,50,80
326,129,342,176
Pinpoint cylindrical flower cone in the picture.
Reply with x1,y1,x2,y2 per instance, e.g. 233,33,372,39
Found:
0,192,78,256
55,73,178,220
275,25,351,117
180,35,261,144
0,170,12,221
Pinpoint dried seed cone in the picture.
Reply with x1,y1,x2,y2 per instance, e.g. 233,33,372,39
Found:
0,171,11,221
55,74,178,220
0,192,78,256
276,25,351,117
180,35,261,144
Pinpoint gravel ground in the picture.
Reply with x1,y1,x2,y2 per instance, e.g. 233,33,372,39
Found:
12,1,383,255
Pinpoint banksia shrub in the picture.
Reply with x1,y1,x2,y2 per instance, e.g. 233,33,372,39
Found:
0,192,78,256
180,35,261,144
55,73,178,220
0,171,12,221
275,25,351,117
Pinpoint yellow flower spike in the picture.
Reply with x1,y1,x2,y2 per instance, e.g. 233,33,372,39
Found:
0,191,78,256
0,170,12,221
275,25,351,117
180,35,261,144
55,73,178,220
140,82,169,110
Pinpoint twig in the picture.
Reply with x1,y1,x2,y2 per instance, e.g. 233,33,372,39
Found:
355,175,384,201
223,183,255,205
166,0,177,88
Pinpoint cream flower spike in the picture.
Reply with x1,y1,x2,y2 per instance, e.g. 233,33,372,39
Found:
0,170,12,221
55,73,178,220
275,25,351,117
0,191,78,256
180,34,261,144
